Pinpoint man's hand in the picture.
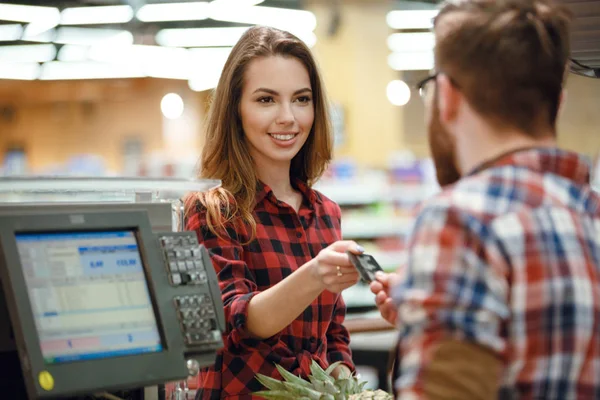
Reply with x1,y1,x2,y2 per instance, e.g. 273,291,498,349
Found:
369,271,399,325
331,364,352,379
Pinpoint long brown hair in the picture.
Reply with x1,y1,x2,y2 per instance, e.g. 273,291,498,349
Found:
185,26,333,238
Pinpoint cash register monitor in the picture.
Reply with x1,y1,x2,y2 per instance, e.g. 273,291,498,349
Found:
0,211,189,399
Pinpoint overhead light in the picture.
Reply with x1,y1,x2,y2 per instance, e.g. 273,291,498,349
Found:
61,6,134,25
0,62,40,80
386,10,438,30
21,29,56,43
211,0,264,5
0,24,23,41
161,93,184,119
188,70,221,92
40,61,145,80
137,2,210,22
156,27,249,47
387,32,434,52
387,80,411,106
388,51,434,71
0,44,56,63
0,3,59,23
88,44,193,80
54,27,134,46
57,45,89,62
209,4,317,33
23,15,60,38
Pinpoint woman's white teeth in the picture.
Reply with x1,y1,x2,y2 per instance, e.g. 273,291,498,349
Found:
270,133,296,141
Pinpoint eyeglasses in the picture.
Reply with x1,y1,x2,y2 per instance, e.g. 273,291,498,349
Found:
416,73,439,101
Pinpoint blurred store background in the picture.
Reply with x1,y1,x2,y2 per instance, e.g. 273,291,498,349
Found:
1,0,600,391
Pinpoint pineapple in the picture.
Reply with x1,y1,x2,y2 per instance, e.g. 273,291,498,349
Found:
254,360,393,400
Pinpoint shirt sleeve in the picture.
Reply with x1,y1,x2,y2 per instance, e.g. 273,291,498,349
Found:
325,294,354,371
186,209,282,350
325,202,354,370
391,203,510,397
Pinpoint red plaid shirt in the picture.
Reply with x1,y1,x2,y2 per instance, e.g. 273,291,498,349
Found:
186,180,353,399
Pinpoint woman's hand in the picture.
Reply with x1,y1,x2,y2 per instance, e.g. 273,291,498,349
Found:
310,241,363,294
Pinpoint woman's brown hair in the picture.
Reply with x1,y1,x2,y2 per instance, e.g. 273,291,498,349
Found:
185,26,333,238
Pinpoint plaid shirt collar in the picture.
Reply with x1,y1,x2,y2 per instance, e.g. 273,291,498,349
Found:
253,179,322,210
467,146,591,185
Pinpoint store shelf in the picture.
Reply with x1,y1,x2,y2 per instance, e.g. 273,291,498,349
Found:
342,216,413,239
315,181,389,205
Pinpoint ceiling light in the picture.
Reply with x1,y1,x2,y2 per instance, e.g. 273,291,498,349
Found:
386,80,411,106
0,3,59,23
0,44,56,63
54,27,134,46
387,32,435,52
21,29,56,43
386,10,438,30
156,27,248,47
40,61,145,80
209,4,317,32
0,62,40,80
211,0,264,5
388,51,434,71
57,45,89,62
161,93,184,119
61,6,134,25
0,24,23,41
137,2,210,22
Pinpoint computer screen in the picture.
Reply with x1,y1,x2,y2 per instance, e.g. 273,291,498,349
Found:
15,230,163,364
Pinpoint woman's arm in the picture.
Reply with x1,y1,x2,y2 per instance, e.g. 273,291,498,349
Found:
247,240,362,339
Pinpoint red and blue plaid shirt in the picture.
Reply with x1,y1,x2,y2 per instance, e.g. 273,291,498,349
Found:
392,147,600,399
186,180,353,399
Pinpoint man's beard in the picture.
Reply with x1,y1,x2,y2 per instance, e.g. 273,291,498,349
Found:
428,95,461,187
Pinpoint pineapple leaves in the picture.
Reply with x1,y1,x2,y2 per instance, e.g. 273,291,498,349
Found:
254,359,393,400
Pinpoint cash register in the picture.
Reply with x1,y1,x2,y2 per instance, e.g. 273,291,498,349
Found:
0,210,226,399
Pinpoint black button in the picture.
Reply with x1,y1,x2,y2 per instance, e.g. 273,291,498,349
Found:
309,337,316,343
296,232,302,238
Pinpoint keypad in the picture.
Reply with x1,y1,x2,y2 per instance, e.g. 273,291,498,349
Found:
174,294,221,348
157,233,207,287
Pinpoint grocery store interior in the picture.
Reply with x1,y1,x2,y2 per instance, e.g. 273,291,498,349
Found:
1,0,600,399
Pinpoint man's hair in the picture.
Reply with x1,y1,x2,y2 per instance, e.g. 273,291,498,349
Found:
434,0,572,136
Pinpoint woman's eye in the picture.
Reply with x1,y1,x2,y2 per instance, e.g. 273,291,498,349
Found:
257,96,274,103
296,96,312,103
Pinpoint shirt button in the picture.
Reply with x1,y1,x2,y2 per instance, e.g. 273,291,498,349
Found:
309,337,316,343
296,232,302,238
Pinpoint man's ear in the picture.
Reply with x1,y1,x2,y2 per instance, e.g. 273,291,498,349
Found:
436,74,461,124
558,89,567,119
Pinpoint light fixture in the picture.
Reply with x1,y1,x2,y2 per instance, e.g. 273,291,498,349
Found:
0,62,40,80
39,61,145,80
387,51,434,71
386,80,411,106
211,0,265,5
187,48,231,91
137,2,210,22
0,44,56,63
21,29,56,43
161,93,185,119
156,27,249,48
0,24,23,41
387,32,435,53
54,27,134,46
209,4,317,33
386,10,438,30
60,5,134,25
57,45,89,62
0,3,59,23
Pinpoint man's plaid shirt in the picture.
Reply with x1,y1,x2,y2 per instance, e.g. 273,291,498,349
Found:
186,180,353,399
392,147,600,399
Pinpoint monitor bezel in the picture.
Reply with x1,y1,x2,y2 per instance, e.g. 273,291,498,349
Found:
0,211,188,399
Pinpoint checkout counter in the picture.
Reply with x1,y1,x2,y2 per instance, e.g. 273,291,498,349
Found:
0,177,224,399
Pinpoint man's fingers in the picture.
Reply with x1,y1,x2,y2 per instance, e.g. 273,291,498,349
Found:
370,280,384,294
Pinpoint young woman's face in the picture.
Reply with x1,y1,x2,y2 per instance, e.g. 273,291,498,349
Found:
240,55,314,172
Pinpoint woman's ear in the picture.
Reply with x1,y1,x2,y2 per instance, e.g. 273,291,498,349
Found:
436,74,462,124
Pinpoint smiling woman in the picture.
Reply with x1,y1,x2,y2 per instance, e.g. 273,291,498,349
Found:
183,26,364,399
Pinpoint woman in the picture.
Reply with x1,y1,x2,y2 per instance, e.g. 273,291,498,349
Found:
185,25,362,400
